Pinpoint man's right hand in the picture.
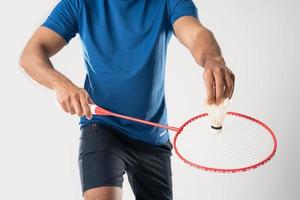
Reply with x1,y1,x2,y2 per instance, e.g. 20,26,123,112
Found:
54,81,94,120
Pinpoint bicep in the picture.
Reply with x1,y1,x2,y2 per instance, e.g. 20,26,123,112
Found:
173,16,206,49
27,26,66,57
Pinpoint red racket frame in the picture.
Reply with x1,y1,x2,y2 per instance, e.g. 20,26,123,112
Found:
93,105,277,173
173,112,277,173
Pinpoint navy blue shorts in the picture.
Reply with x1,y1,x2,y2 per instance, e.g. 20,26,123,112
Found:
78,123,173,199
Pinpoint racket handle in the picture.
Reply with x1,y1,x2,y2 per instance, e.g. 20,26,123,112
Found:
90,104,112,115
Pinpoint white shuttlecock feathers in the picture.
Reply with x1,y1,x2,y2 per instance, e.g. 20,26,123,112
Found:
205,98,231,133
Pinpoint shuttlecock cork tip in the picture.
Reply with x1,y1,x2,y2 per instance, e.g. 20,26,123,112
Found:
211,125,222,133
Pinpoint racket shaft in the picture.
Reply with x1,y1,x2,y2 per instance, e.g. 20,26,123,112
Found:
111,112,179,132
91,104,179,132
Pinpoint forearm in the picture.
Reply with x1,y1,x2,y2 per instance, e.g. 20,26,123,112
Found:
19,43,73,90
190,28,225,68
188,27,234,104
20,27,93,118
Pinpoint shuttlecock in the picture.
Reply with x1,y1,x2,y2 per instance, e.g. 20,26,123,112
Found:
205,98,231,133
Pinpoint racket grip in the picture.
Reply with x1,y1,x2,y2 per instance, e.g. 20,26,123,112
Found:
90,104,97,115
90,104,112,116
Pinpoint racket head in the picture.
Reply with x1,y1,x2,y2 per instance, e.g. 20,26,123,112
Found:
173,112,277,173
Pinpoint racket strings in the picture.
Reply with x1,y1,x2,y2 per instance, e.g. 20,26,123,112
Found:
174,114,275,171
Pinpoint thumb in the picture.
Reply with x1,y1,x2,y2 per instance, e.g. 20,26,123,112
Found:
86,94,94,105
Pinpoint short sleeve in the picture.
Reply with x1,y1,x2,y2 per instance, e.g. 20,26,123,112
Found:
41,0,79,43
167,0,199,28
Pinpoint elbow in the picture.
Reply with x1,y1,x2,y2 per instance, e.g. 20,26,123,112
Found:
19,47,28,69
19,49,32,73
19,55,26,70
19,42,39,71
18,57,28,75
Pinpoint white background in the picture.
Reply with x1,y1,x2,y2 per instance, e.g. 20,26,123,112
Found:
0,0,299,199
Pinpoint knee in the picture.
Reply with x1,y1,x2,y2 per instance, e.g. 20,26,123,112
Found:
83,186,122,200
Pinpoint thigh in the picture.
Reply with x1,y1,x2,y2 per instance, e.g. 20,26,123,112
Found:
127,141,173,200
78,124,127,196
79,151,126,196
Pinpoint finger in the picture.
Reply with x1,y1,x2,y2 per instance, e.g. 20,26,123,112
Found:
224,71,233,99
203,70,215,104
66,98,75,115
60,101,69,113
80,93,92,120
87,95,94,105
214,69,225,104
71,97,83,117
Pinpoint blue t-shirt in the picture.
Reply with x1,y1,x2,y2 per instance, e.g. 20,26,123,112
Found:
42,0,198,145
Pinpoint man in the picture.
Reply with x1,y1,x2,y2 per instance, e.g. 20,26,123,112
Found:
20,0,235,199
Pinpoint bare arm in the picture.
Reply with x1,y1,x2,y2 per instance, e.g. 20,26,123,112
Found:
19,27,93,119
173,16,235,104
20,27,68,89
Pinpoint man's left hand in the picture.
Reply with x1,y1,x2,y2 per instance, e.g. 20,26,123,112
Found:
203,56,235,105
